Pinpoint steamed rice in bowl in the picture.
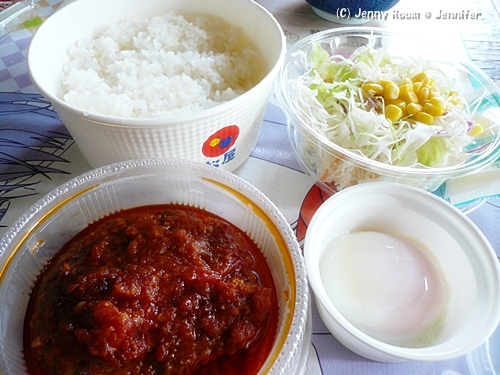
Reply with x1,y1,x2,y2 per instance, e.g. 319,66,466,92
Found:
27,0,285,169
62,11,263,118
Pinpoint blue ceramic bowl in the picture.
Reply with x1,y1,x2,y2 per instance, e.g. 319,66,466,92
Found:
306,0,400,24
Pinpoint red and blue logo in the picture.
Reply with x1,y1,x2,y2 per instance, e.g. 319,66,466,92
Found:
202,125,240,158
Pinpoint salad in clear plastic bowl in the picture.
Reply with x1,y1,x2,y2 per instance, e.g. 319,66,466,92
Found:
275,27,500,194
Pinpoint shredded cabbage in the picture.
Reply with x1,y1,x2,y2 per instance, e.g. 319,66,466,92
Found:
292,42,483,191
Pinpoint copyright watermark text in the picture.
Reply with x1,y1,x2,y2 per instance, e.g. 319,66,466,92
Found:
336,8,484,21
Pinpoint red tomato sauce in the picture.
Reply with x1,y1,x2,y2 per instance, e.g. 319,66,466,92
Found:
24,205,278,375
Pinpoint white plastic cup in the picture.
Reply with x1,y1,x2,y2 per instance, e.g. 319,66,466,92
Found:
304,182,500,362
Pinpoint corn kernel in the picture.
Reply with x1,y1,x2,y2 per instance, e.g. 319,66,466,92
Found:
412,72,428,82
469,123,483,136
400,78,412,86
386,99,406,111
447,91,461,106
406,102,423,115
429,96,448,111
363,83,384,95
415,111,435,125
423,102,445,117
379,79,392,87
421,77,434,87
429,86,441,98
399,83,414,95
418,86,430,102
383,82,400,101
413,81,423,93
385,104,403,122
402,91,419,104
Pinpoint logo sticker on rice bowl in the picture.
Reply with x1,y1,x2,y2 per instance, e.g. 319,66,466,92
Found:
202,125,240,158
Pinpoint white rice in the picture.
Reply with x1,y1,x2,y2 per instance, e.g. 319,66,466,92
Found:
62,12,263,118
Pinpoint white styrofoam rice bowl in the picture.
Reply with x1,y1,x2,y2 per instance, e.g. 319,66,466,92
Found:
27,0,286,171
304,182,500,362
0,159,310,375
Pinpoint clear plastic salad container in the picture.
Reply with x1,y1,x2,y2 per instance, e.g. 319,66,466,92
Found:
275,27,500,194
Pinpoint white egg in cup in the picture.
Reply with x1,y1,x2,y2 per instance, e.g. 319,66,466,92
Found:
304,182,500,362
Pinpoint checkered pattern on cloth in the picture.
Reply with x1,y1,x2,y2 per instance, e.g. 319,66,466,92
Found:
0,0,62,93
